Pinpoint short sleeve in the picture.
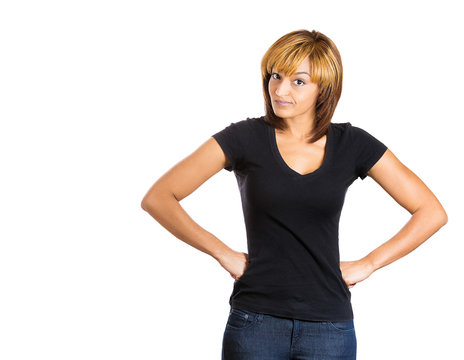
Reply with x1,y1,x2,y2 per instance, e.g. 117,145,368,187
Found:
211,121,246,172
351,125,388,180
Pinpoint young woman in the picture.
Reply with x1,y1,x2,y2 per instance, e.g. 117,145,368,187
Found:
141,29,448,360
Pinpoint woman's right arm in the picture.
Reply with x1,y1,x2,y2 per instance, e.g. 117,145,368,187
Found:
141,137,249,280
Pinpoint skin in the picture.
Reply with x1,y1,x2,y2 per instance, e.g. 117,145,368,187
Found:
141,57,448,288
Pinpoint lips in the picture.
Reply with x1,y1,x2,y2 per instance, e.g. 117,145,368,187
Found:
275,100,292,105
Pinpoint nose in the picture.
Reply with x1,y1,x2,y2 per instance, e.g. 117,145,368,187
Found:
274,79,291,97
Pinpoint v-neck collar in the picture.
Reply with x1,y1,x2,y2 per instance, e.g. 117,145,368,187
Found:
267,122,333,179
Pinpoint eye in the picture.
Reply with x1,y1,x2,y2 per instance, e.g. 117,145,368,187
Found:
271,73,305,86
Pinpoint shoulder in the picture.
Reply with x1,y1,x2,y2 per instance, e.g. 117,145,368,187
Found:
214,115,265,138
330,121,353,142
234,115,266,131
211,115,266,149
348,123,386,149
330,121,352,134
211,116,265,172
220,115,264,129
331,121,382,142
330,121,388,160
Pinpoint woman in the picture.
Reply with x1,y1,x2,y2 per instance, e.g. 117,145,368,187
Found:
141,29,448,360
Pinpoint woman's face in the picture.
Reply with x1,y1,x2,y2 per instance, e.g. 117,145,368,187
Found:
268,57,320,123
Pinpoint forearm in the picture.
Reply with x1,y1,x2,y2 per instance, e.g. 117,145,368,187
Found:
141,191,233,261
362,205,448,273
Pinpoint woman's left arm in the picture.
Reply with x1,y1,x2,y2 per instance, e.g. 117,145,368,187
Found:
340,149,448,288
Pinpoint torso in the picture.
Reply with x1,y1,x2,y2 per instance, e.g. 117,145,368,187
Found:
211,116,364,321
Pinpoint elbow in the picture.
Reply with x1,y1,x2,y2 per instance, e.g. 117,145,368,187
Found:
414,202,448,228
141,197,150,211
141,188,159,212
440,209,448,227
436,200,448,226
429,197,449,227
141,193,161,212
141,196,152,212
141,187,175,213
432,205,448,228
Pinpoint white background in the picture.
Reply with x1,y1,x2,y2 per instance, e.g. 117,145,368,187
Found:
1,0,462,359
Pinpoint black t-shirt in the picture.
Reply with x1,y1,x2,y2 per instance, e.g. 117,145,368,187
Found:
211,115,388,321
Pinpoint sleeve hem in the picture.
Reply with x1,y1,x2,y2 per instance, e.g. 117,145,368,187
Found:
211,135,234,172
359,146,388,180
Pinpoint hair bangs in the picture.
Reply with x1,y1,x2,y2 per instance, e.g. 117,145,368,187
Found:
265,45,312,78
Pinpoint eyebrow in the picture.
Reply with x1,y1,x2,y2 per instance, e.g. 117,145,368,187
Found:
294,72,310,76
272,70,310,77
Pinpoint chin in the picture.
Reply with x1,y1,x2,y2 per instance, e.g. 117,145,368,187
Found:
273,108,292,117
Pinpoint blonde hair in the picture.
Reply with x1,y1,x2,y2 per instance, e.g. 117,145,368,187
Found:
261,29,343,143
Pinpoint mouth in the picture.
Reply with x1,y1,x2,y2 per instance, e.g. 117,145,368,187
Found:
274,100,293,106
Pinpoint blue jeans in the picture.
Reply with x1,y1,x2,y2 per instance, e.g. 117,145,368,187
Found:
222,306,357,360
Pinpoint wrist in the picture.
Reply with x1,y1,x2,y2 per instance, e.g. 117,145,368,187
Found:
211,245,234,263
360,255,377,274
